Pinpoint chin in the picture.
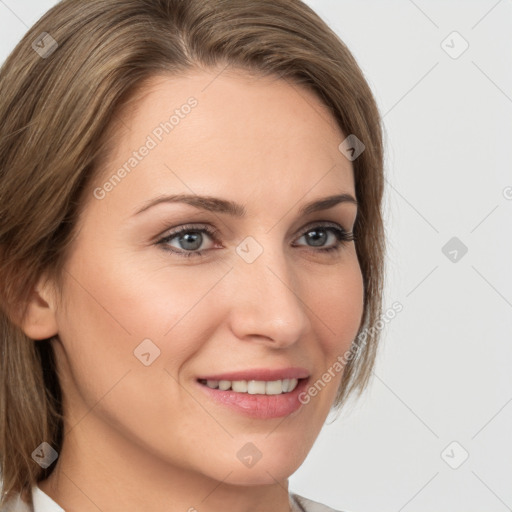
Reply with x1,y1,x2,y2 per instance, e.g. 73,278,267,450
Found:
222,462,302,486
211,443,309,486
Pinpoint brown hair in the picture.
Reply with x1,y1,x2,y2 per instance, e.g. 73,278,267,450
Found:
0,0,385,505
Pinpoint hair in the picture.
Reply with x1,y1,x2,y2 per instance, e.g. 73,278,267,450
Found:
0,0,385,505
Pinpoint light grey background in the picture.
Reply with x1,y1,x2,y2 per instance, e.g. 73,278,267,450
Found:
1,1,511,511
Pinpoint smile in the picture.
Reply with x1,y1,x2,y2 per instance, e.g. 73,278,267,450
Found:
198,378,299,395
195,368,310,419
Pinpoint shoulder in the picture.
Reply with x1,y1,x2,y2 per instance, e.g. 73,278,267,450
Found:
289,492,351,512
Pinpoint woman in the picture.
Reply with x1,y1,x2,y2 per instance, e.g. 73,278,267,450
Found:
0,0,385,510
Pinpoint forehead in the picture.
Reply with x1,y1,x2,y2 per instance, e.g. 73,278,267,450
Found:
91,68,355,214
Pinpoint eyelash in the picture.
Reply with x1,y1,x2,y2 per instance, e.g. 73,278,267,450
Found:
156,222,356,259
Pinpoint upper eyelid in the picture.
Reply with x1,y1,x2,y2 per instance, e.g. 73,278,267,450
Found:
160,220,349,236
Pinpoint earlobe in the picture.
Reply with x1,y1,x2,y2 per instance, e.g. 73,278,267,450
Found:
18,279,59,340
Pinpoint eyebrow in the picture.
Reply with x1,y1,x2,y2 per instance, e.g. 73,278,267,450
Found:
133,192,358,217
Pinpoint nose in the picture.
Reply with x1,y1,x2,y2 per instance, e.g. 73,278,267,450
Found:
227,245,311,348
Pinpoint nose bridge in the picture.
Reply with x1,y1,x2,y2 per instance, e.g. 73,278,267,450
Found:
229,237,310,345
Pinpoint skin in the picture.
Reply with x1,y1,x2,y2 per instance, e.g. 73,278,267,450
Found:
22,68,364,512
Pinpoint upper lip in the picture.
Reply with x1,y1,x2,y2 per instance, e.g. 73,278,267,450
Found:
197,367,310,382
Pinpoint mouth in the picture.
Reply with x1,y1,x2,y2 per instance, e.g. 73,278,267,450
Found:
195,368,310,419
197,377,300,395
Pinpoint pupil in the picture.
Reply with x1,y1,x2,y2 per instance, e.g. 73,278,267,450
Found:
307,229,326,246
180,232,202,250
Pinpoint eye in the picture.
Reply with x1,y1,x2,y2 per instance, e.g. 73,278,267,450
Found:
156,222,355,259
157,224,219,258
293,223,355,253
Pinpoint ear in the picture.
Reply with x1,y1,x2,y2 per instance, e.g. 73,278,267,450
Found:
18,276,59,340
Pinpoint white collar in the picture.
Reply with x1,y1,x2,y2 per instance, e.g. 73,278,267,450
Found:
29,486,336,512
31,485,65,512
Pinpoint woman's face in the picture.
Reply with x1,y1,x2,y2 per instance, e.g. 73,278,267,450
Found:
46,69,364,487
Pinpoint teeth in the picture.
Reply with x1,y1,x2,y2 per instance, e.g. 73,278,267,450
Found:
248,380,266,394
202,378,299,395
265,380,282,395
218,380,231,390
231,380,248,392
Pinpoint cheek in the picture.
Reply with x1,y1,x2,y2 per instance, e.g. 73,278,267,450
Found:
300,255,364,409
56,249,230,370
53,252,233,458
307,255,364,353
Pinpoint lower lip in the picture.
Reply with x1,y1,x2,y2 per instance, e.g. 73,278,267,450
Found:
196,378,309,419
